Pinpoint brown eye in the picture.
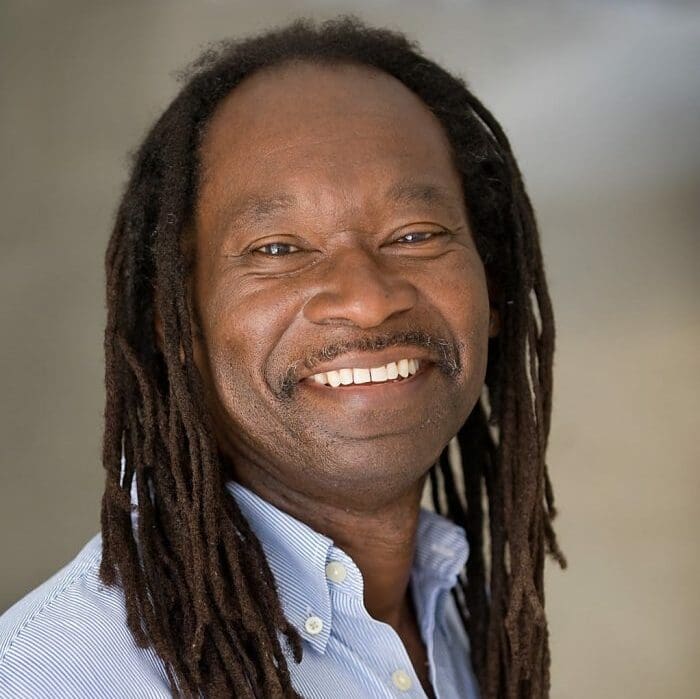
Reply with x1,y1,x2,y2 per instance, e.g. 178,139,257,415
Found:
253,242,301,256
396,231,443,244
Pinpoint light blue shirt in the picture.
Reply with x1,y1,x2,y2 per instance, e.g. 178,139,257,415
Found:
0,481,479,698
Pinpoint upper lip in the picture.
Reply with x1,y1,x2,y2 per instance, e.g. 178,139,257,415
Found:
297,347,435,382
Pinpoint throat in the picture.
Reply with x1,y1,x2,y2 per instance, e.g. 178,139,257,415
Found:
399,590,435,698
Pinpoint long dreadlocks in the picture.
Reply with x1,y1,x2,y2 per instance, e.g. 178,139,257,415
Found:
99,16,566,699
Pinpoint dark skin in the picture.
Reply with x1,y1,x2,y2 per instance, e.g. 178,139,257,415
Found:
186,60,496,695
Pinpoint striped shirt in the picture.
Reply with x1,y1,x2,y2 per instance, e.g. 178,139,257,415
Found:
0,481,479,698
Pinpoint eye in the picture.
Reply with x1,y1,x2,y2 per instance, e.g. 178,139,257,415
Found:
395,230,445,244
252,241,301,256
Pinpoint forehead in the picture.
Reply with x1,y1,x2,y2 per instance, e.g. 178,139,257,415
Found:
196,60,464,231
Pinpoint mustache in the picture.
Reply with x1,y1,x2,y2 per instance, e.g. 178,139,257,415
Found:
274,329,461,400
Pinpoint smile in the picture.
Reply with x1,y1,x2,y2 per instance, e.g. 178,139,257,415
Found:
307,358,421,388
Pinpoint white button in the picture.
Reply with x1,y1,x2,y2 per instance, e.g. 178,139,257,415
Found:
325,561,347,583
304,615,324,635
392,669,412,691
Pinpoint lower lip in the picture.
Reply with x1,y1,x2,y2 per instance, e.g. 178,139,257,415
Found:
298,363,434,407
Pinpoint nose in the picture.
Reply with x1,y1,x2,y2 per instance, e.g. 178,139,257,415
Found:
302,246,417,329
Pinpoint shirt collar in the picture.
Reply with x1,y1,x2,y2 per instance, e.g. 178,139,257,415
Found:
413,506,469,583
411,506,470,635
226,480,334,654
225,481,469,652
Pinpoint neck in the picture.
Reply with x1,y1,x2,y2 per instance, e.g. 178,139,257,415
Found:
326,488,423,627
235,469,428,630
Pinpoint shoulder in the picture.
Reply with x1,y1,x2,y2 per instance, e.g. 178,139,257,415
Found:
0,534,169,698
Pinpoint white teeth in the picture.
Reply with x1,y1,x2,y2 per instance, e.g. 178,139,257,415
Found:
352,368,372,384
326,370,342,387
370,365,388,382
308,358,421,386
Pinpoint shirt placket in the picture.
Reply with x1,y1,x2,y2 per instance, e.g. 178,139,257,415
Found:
326,548,431,699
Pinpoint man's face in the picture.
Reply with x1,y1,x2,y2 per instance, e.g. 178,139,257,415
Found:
190,60,492,510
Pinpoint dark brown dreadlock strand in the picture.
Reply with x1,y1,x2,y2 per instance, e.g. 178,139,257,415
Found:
99,16,566,698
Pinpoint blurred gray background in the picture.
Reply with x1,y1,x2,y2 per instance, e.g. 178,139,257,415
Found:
1,1,698,697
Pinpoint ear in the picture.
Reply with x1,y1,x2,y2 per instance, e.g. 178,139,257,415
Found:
486,272,501,338
488,306,501,338
153,297,186,365
153,230,202,366
154,306,165,352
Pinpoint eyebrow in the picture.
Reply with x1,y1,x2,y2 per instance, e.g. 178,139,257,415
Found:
219,193,296,232
222,179,461,230
385,179,459,211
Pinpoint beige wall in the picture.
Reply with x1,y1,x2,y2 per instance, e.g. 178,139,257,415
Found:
1,1,698,697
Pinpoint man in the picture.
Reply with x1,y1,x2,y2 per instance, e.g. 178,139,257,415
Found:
0,17,565,699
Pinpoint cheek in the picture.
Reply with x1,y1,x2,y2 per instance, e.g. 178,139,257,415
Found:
428,249,490,329
196,276,297,400
425,250,491,382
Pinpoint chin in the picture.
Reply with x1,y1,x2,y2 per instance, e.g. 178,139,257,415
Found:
309,437,444,496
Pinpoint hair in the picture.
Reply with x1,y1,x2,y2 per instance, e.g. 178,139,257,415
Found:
99,15,566,699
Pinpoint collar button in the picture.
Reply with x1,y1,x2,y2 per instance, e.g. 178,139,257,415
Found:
325,561,347,583
391,669,412,691
304,615,324,635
